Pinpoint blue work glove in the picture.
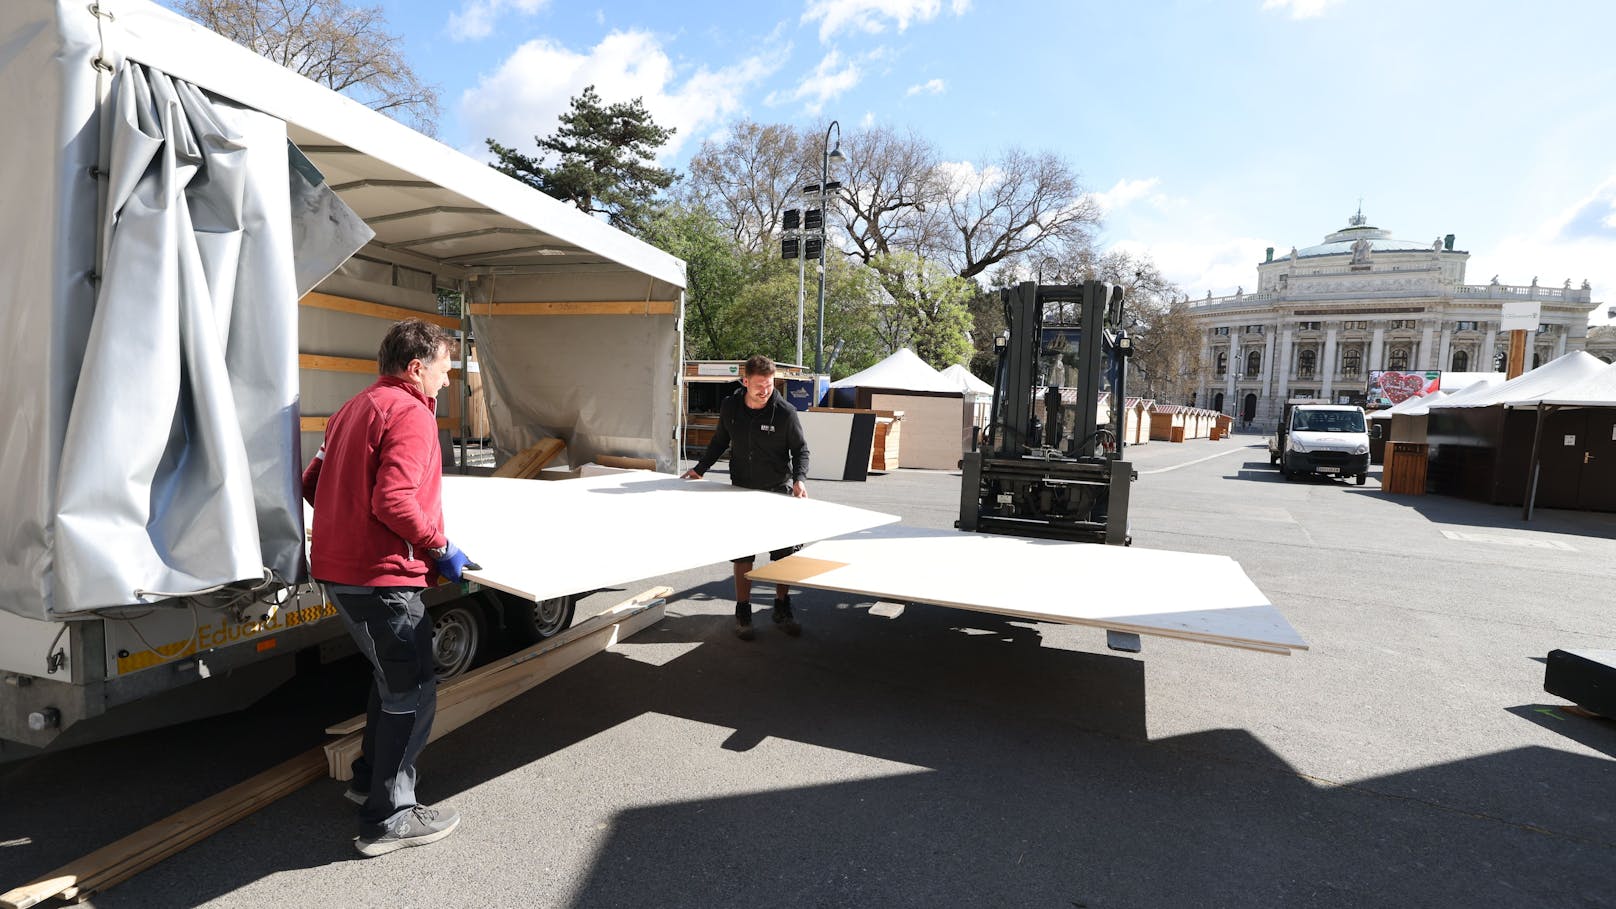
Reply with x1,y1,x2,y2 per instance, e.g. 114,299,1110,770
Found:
432,541,481,582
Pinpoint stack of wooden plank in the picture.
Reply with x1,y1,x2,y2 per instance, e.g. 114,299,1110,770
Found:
490,437,566,478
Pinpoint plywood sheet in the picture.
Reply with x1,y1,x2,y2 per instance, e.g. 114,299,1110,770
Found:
441,472,898,602
799,411,874,481
868,393,967,470
747,525,1307,654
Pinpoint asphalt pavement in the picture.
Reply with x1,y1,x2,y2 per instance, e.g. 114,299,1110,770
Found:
4,436,1615,908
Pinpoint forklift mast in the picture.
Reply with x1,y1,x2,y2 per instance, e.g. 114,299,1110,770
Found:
959,281,1134,545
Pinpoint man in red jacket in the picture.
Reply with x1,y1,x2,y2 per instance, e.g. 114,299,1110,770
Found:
303,318,479,857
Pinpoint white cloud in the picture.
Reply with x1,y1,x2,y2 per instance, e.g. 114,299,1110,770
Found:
763,49,861,114
1088,177,1168,215
904,78,945,97
860,111,876,128
1261,0,1344,20
447,0,551,42
802,0,970,42
1470,176,1616,326
1110,235,1277,299
460,30,783,161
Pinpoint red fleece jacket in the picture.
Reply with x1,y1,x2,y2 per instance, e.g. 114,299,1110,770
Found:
302,375,447,587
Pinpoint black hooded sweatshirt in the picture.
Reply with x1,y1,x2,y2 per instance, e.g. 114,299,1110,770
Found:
693,388,810,492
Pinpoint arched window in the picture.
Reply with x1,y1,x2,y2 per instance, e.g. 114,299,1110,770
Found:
1297,349,1316,378
1246,350,1262,377
1533,353,1542,368
1451,350,1469,372
1388,347,1409,370
1342,348,1362,376
1216,352,1228,376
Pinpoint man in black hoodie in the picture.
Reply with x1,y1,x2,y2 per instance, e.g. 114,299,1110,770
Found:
682,355,811,640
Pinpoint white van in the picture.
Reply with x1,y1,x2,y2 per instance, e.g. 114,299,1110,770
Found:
1269,402,1371,485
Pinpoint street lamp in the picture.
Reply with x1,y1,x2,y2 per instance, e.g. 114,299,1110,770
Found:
815,120,845,375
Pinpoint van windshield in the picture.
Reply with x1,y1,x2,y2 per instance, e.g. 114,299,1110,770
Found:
1294,410,1366,433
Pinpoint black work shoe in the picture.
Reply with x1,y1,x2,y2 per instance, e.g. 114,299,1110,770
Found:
734,602,755,640
354,804,461,857
772,602,802,637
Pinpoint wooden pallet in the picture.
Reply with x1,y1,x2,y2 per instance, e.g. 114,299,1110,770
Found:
490,437,566,479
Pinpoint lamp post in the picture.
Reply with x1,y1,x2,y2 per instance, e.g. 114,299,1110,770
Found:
815,120,844,375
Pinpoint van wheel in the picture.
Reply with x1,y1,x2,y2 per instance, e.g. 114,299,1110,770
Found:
429,600,489,681
1355,473,1367,486
491,589,578,646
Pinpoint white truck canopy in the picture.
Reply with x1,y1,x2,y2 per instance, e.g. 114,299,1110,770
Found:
0,0,686,620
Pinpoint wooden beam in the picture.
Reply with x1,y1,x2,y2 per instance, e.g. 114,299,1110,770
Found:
469,300,677,317
298,292,460,330
323,588,669,779
0,748,326,909
1507,328,1528,379
299,354,461,381
592,454,656,471
490,438,566,479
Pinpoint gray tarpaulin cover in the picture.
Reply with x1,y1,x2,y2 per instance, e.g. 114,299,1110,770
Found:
2,51,368,618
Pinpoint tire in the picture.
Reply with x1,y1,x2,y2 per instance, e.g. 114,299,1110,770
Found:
1355,473,1367,486
1269,452,1279,466
493,589,578,646
429,600,489,681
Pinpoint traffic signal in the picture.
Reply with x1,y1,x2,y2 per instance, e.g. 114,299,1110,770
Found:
804,208,823,230
783,208,800,230
781,237,800,260
805,237,823,260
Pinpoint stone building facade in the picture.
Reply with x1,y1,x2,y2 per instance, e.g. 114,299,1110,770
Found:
1189,211,1601,426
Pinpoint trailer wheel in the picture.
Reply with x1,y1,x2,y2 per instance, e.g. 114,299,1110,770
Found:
491,589,577,646
430,601,489,681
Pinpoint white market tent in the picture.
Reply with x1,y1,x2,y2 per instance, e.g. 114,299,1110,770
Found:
1428,352,1608,410
830,349,965,469
831,348,959,393
1539,362,1616,407
940,363,995,397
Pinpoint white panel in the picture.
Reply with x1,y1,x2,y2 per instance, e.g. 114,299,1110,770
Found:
441,472,898,602
870,394,967,470
799,412,854,480
0,611,78,681
750,525,1307,653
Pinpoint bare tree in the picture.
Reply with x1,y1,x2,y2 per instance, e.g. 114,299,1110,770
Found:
938,148,1101,281
834,125,946,264
172,0,439,135
681,121,811,254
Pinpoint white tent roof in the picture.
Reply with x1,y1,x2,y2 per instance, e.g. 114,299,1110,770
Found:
830,348,959,393
91,1,685,288
1369,389,1448,419
1539,362,1616,407
940,363,994,396
1439,372,1503,394
1428,352,1609,409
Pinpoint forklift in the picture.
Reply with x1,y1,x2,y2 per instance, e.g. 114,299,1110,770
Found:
958,281,1135,546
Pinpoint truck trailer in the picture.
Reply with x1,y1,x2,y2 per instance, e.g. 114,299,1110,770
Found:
0,0,686,758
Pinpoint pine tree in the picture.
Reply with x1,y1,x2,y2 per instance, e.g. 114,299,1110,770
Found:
487,85,678,235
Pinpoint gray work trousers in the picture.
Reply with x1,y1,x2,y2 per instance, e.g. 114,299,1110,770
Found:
324,584,437,833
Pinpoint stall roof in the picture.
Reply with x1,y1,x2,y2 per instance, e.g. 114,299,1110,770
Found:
1427,352,1608,410
1539,362,1616,407
830,348,958,393
939,363,994,396
100,0,684,289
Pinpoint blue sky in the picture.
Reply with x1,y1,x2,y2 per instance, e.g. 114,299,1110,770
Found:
372,0,1616,325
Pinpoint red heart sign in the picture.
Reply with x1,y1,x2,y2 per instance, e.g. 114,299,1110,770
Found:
1379,372,1428,404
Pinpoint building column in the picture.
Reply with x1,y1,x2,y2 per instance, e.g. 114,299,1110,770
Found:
1321,326,1339,400
1482,323,1497,371
1225,333,1237,410
1438,326,1454,372
1368,325,1385,372
1418,322,1437,369
1260,329,1276,400
1555,329,1568,358
1275,328,1293,403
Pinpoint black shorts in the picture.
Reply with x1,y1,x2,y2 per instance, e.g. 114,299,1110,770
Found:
731,544,801,565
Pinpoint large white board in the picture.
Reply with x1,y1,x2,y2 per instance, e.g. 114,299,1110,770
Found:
442,472,898,602
749,525,1307,654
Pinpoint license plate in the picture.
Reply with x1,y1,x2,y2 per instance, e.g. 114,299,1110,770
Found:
1318,466,1340,474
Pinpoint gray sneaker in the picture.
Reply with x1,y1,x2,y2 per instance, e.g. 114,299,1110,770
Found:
354,804,461,857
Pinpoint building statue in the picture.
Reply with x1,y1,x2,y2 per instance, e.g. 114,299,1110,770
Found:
1490,275,1499,285
1433,238,1443,251
1583,279,1592,290
1350,237,1371,264
1289,246,1298,263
